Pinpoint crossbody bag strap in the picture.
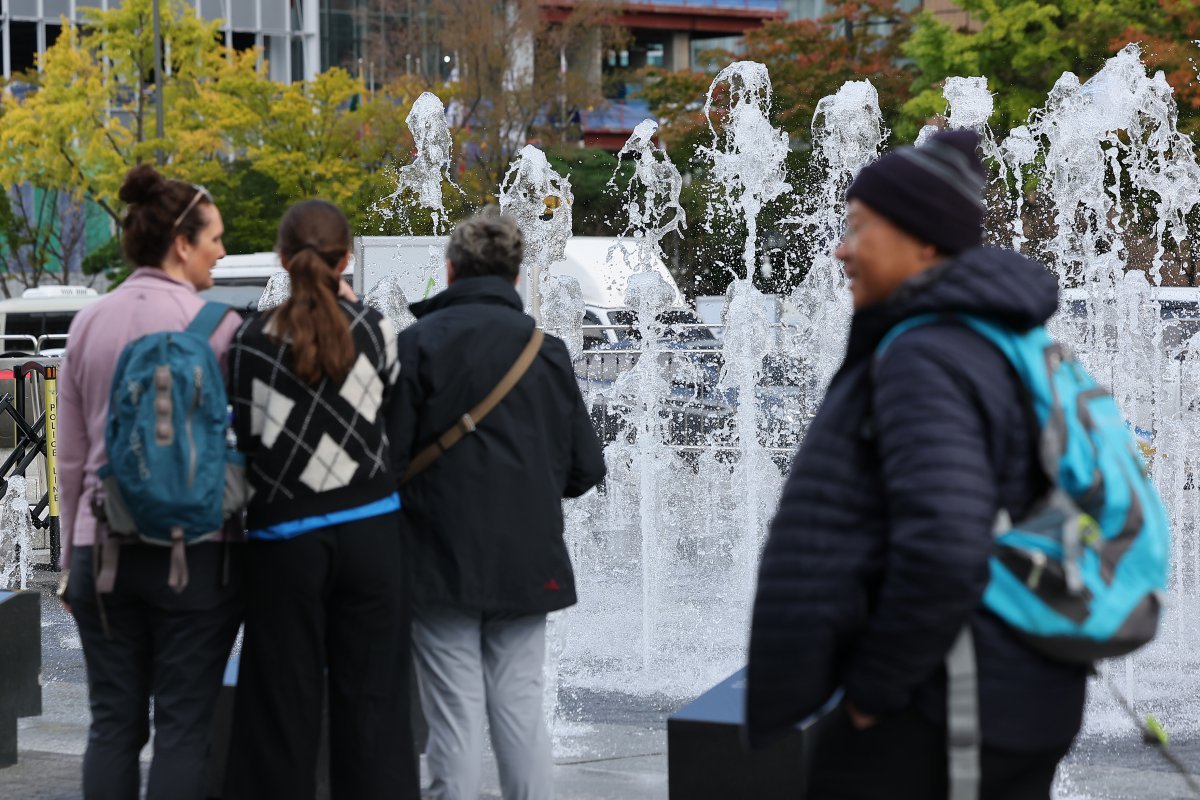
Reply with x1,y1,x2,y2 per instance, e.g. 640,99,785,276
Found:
400,327,545,487
947,626,982,800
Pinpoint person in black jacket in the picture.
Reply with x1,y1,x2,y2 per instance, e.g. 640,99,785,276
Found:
747,130,1087,799
391,210,606,800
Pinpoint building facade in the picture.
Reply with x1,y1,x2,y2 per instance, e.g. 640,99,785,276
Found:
782,0,973,29
0,0,322,83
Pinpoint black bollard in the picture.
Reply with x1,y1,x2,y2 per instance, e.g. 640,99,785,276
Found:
668,667,817,799
0,590,42,768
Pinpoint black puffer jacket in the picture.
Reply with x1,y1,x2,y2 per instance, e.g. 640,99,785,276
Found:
747,247,1088,751
390,276,606,615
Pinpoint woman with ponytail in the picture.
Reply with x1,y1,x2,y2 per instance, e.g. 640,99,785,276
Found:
57,164,243,799
223,200,418,800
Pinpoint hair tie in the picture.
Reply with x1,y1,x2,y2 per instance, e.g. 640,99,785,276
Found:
294,242,341,269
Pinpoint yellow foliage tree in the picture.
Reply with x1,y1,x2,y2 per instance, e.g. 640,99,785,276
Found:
0,0,445,269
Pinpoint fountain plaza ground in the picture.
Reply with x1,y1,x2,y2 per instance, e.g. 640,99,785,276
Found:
4,43,1200,800
3,572,1200,799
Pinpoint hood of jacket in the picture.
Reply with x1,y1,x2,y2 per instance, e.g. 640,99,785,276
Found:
842,245,1060,367
409,275,523,319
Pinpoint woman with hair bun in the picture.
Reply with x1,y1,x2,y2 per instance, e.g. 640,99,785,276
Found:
57,164,243,799
223,200,418,800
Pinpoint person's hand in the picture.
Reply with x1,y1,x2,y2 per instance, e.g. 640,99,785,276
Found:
846,701,877,731
57,571,72,616
338,280,359,303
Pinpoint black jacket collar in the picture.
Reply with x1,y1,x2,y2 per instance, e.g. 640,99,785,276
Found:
409,276,523,319
842,246,1060,368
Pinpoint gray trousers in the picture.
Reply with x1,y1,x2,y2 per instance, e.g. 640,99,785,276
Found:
412,607,552,800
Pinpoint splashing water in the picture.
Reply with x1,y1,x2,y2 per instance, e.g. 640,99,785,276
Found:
342,47,1200,766
787,79,888,394
701,61,791,281
944,76,994,131
375,92,461,234
540,275,585,361
700,61,793,621
1003,44,1200,285
0,478,32,590
611,119,686,269
941,76,1009,196
363,275,418,332
257,272,291,311
499,145,574,322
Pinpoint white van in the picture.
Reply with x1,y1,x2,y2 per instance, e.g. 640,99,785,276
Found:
353,235,693,345
218,238,696,344
0,286,101,354
207,251,356,313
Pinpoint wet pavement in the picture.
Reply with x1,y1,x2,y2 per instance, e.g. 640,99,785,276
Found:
4,573,1200,799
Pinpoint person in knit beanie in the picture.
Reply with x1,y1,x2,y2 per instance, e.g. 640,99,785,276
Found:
747,125,1083,799
836,128,990,310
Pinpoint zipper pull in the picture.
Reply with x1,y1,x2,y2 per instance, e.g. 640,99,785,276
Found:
1027,549,1046,590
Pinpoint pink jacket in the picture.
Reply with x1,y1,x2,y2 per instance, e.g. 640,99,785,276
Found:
57,268,242,568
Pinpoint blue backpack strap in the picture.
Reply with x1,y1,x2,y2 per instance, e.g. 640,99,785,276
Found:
186,301,232,340
875,313,944,360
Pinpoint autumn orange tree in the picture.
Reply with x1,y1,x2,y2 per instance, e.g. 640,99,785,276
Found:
1115,0,1200,137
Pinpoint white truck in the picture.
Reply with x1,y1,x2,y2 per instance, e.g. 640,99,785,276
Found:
213,235,692,341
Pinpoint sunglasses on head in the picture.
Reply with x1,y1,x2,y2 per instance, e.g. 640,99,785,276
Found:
173,184,212,229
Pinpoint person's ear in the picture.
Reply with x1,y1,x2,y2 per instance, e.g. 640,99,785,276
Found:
171,232,192,264
446,259,456,285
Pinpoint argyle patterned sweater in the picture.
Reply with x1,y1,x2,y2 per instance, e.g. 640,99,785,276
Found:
228,300,401,530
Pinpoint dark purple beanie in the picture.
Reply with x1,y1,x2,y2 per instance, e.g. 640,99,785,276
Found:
845,129,986,254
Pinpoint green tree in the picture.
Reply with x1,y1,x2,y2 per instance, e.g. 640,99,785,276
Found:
545,147,633,236
902,0,1159,139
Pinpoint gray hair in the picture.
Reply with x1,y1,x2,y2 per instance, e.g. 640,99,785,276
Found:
446,210,524,281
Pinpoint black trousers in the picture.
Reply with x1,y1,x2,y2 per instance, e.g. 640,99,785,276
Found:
808,705,1072,800
223,511,418,800
67,542,243,800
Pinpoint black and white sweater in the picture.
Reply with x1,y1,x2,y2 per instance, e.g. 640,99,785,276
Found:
229,300,401,529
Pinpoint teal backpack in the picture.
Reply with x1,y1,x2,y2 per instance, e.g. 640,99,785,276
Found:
878,313,1170,659
96,302,243,593
877,313,1171,800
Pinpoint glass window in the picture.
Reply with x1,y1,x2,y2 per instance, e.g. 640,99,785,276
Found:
262,0,288,31
9,22,37,73
200,0,228,23
691,36,741,72
44,0,71,17
646,43,664,68
267,34,289,81
292,36,306,82
5,312,80,340
10,0,39,19
231,31,257,52
782,0,823,19
322,10,358,71
232,0,257,29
